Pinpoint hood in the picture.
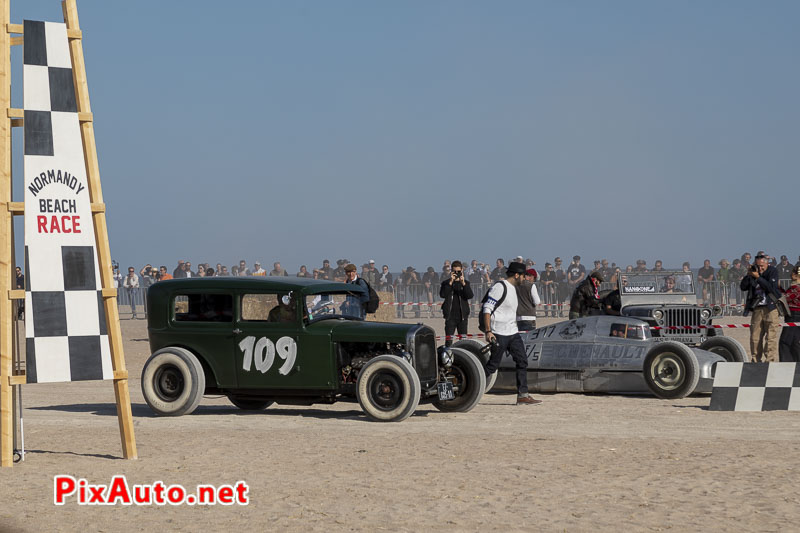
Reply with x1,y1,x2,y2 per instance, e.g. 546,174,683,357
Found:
306,319,419,343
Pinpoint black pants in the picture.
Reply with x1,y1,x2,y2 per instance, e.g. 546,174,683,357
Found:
484,332,528,395
444,316,468,347
779,314,800,362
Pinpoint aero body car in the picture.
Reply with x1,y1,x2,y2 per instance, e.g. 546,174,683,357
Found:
142,277,485,421
454,272,747,399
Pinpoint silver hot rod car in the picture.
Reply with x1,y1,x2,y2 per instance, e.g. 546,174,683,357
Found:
454,315,748,399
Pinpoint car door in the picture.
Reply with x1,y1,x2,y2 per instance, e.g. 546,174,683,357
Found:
233,291,333,390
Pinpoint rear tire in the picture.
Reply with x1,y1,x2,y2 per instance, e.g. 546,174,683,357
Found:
643,342,700,399
699,336,747,363
357,355,420,422
433,348,486,413
228,396,274,411
141,347,206,416
453,339,497,392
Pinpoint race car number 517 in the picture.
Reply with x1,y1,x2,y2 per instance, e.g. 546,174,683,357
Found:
239,336,297,375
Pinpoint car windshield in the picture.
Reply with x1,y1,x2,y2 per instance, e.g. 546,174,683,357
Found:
304,292,365,323
620,274,694,295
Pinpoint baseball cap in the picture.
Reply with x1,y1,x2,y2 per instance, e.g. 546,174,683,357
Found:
369,259,375,264
573,255,580,261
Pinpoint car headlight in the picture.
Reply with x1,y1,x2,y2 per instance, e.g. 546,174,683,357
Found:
700,309,711,320
437,346,454,368
652,310,663,321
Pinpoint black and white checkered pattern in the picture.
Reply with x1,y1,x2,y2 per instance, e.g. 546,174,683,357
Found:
23,20,111,383
709,363,800,411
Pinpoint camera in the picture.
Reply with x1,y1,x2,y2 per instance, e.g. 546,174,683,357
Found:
453,271,462,278
751,265,758,272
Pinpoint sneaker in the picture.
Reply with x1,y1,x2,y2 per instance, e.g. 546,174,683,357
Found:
516,395,543,406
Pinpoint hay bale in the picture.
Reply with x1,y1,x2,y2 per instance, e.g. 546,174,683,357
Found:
367,291,401,322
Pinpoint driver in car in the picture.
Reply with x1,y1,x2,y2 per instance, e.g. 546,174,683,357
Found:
269,293,297,323
660,276,679,293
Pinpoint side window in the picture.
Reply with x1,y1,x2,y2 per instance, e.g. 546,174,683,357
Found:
610,323,647,340
242,292,296,323
174,294,233,322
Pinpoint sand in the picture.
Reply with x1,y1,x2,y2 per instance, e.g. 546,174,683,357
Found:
1,315,798,532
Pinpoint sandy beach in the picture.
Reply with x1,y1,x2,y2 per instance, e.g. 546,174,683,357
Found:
1,315,799,532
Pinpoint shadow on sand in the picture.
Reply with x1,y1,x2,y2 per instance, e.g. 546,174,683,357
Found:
28,402,432,421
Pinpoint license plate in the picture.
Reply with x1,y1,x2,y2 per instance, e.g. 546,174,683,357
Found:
437,382,455,401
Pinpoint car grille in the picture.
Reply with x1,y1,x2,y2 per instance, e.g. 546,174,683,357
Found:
664,308,701,336
413,328,438,387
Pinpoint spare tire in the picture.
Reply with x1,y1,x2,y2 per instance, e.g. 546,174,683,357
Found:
643,341,700,399
452,339,497,392
699,336,748,363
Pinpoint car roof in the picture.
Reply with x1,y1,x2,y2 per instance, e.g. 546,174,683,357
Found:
152,277,362,295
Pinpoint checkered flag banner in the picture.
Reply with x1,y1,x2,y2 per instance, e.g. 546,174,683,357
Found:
709,363,800,411
23,20,112,383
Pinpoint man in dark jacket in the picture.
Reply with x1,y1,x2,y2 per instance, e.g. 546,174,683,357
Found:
569,272,603,319
740,255,782,362
439,260,474,346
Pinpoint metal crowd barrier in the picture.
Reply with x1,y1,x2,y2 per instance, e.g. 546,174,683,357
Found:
117,285,148,319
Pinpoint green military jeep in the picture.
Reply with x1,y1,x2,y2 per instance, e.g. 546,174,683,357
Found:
142,277,485,422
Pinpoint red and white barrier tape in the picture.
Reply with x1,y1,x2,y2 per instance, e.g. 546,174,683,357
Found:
381,301,568,308
434,322,800,341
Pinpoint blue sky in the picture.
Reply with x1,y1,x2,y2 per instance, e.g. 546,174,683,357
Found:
10,1,799,272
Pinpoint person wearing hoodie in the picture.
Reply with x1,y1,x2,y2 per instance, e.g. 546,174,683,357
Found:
740,254,782,362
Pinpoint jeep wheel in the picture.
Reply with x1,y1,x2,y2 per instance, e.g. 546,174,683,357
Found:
452,339,496,393
433,347,486,413
228,395,274,411
357,355,420,422
699,337,748,363
643,342,700,399
141,347,206,416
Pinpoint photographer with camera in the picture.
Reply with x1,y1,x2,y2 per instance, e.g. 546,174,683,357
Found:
439,261,474,347
741,255,782,362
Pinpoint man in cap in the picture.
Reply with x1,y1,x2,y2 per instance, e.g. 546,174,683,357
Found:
777,255,793,285
333,260,347,282
342,264,370,319
567,255,586,292
482,261,542,406
251,262,266,276
364,260,378,286
569,271,604,319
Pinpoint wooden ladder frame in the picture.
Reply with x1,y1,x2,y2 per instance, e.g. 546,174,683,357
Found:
0,0,137,467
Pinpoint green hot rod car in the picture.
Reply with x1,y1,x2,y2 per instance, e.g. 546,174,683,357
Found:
142,277,485,422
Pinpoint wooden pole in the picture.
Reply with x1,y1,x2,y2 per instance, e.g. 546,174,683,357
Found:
0,0,13,468
62,0,137,460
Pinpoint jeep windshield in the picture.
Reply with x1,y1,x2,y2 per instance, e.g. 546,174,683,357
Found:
304,292,365,323
619,273,694,295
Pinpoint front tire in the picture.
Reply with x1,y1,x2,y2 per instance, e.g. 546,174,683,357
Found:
141,347,206,416
356,355,420,422
699,336,747,363
643,342,700,399
453,339,497,392
433,348,486,413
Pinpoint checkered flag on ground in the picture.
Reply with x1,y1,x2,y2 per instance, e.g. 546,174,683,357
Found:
709,363,800,411
23,19,112,383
